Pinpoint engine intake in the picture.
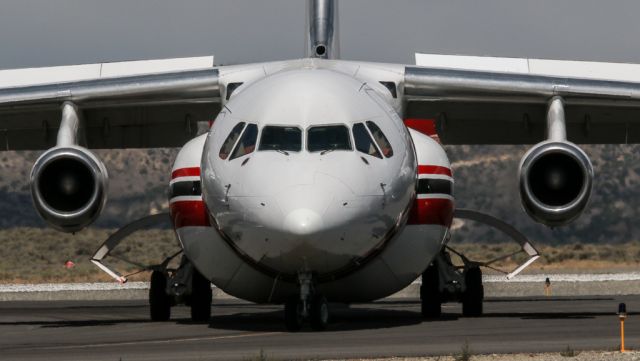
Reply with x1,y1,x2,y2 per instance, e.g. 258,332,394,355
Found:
519,141,593,227
30,146,108,232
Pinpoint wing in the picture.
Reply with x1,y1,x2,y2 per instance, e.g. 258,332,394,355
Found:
0,57,223,150
403,54,640,144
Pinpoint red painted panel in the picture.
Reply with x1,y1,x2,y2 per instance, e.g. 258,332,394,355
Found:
171,167,201,179
417,165,452,177
404,118,441,143
404,118,437,136
407,198,454,227
170,200,210,228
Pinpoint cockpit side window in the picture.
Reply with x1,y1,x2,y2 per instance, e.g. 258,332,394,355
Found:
366,121,394,158
219,122,246,160
307,125,352,153
230,123,258,160
353,123,382,159
258,126,302,152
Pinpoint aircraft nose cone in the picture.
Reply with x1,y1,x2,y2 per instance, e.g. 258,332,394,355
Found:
283,209,324,236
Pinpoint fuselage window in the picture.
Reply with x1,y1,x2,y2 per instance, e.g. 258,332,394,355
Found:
219,122,246,160
353,123,382,159
230,123,258,160
366,121,394,158
258,126,302,152
307,125,353,153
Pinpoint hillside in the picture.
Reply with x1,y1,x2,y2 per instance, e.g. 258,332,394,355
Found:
448,144,640,245
0,144,638,245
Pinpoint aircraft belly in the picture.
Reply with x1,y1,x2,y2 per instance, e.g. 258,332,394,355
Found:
177,226,297,303
177,223,446,303
317,224,446,302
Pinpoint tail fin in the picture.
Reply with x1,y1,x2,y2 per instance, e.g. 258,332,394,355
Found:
305,0,339,59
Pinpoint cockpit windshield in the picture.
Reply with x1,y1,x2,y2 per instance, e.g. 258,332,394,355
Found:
353,123,382,158
366,121,393,158
219,122,246,160
230,123,258,160
258,126,302,152
307,125,352,153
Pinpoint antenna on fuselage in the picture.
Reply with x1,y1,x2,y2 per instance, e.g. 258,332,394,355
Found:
305,0,340,59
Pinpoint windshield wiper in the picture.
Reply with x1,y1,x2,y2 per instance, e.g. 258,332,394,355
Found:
320,148,336,155
275,148,290,156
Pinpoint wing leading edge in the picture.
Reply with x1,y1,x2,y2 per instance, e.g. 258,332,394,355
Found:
0,61,221,150
4,53,640,148
404,55,640,144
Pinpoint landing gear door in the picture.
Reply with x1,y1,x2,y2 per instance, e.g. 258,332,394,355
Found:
451,209,541,280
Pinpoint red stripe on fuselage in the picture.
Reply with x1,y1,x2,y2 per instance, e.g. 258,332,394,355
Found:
407,198,454,227
409,164,454,226
418,165,452,177
171,167,200,179
170,200,210,228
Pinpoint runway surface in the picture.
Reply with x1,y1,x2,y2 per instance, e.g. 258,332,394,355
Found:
1,296,639,361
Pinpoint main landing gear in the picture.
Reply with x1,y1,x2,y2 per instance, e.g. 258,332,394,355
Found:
149,270,172,321
420,250,484,318
149,257,212,323
419,208,543,319
284,272,330,331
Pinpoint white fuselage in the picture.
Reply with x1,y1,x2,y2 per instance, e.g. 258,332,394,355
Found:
170,60,453,303
202,68,416,275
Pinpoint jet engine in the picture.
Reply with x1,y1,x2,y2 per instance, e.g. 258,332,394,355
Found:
519,141,593,227
30,146,108,233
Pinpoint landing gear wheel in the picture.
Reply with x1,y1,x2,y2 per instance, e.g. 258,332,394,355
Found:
149,270,171,321
190,269,212,323
421,263,441,318
284,297,303,332
462,266,484,317
309,295,329,331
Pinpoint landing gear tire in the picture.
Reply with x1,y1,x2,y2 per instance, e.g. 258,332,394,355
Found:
309,295,329,331
462,266,484,317
284,297,303,332
190,269,212,323
149,271,171,321
421,263,441,318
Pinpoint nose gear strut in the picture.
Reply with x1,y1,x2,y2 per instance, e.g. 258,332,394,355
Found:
284,272,330,331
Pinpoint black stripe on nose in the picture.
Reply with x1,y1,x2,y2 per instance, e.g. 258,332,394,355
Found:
170,181,202,198
417,178,452,195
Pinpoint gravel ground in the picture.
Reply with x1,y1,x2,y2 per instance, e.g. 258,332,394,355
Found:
333,351,640,360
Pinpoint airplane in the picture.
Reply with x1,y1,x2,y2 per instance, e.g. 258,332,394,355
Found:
1,0,639,331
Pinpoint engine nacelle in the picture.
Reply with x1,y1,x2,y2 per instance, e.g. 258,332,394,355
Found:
30,146,108,233
519,141,593,227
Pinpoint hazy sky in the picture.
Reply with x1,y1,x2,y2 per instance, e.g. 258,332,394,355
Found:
2,0,640,69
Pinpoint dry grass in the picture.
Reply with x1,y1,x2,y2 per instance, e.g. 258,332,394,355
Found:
0,227,178,283
449,241,640,274
0,227,638,283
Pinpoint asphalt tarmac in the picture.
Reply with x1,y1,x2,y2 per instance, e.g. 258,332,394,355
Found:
0,296,638,361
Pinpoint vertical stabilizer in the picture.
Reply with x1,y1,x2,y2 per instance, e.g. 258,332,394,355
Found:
306,0,339,59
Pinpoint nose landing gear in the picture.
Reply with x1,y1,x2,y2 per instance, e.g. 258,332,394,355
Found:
284,272,330,331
